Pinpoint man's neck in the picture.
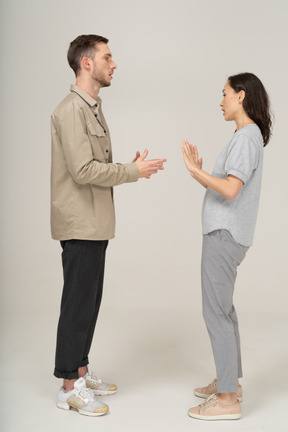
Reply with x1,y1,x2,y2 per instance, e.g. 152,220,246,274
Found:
75,77,100,100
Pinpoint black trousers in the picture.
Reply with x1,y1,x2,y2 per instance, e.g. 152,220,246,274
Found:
54,239,108,380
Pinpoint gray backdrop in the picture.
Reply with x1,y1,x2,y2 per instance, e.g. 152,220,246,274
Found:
1,1,287,431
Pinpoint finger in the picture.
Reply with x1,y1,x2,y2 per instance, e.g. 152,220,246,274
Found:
182,142,192,160
194,146,199,161
148,158,167,164
182,141,189,154
183,139,189,149
152,165,164,171
140,149,149,161
148,160,166,168
184,140,192,154
151,163,162,170
132,151,140,163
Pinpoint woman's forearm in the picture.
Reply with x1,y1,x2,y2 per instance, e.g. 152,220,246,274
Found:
191,168,243,200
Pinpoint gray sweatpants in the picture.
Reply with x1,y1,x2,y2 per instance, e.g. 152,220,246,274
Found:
201,229,249,393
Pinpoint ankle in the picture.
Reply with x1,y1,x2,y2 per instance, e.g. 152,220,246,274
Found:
78,366,88,378
63,379,76,392
217,393,238,405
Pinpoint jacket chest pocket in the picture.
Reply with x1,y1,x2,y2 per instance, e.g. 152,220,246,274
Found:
87,122,109,161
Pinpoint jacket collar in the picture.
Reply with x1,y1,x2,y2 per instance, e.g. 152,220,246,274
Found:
70,85,102,115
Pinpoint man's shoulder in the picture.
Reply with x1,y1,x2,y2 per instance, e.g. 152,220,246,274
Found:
52,91,85,119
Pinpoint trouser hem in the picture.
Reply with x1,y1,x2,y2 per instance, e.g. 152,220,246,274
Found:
54,368,79,380
80,357,89,368
217,384,239,393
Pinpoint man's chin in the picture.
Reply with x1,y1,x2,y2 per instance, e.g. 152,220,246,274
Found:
101,81,111,88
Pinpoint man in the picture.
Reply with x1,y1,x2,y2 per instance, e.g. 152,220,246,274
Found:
51,34,166,417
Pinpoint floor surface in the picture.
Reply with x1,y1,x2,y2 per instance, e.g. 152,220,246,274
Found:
1,306,287,432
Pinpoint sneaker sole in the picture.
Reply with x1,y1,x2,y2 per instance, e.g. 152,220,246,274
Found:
57,401,108,416
194,391,242,403
91,389,117,396
194,390,212,399
188,411,241,421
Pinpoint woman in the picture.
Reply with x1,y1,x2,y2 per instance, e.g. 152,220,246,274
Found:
181,73,272,421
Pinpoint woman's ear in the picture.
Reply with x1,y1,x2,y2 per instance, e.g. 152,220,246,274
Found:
238,90,246,104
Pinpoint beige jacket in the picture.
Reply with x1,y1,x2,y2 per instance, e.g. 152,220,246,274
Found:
50,85,139,240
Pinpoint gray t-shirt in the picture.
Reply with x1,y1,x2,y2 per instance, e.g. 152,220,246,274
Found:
202,124,264,247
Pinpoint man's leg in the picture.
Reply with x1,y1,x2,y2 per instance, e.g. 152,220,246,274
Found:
54,239,108,385
81,240,108,367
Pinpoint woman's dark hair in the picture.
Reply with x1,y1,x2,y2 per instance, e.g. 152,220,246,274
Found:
228,72,272,146
67,34,109,77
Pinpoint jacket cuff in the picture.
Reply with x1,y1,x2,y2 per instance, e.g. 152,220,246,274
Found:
125,162,139,182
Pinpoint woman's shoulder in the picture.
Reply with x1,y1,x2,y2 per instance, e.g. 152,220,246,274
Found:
235,124,262,139
232,124,263,148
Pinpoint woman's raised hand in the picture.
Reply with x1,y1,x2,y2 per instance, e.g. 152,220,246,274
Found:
181,139,202,174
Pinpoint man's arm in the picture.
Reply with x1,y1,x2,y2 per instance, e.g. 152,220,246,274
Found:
52,105,166,187
134,149,166,179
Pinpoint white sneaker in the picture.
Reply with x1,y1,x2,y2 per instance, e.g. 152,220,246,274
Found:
57,377,109,416
85,365,117,396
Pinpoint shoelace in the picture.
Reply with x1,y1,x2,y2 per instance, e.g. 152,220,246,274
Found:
76,387,94,402
90,371,102,383
201,394,218,408
207,378,217,388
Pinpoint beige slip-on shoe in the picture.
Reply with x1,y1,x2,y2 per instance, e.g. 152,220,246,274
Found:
194,378,242,402
188,393,241,421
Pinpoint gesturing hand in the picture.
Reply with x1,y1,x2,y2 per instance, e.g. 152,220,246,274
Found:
181,139,203,175
135,149,167,179
132,151,141,163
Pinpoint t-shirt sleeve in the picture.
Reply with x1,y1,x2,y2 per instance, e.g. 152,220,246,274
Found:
224,134,260,184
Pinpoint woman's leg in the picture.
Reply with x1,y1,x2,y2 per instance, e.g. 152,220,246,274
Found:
201,230,248,394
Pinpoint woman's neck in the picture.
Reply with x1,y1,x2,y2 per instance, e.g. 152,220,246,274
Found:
235,113,255,131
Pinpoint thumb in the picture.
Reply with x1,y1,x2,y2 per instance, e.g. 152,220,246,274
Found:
140,149,148,161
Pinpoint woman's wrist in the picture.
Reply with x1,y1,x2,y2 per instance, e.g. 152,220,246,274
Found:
190,166,200,177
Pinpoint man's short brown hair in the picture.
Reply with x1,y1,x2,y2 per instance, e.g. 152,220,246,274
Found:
67,34,109,76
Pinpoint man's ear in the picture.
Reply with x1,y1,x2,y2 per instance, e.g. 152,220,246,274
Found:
81,56,91,71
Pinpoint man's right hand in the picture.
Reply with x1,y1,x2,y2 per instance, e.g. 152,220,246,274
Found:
135,149,167,179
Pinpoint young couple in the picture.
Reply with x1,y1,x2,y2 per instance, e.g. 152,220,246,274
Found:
50,34,272,420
